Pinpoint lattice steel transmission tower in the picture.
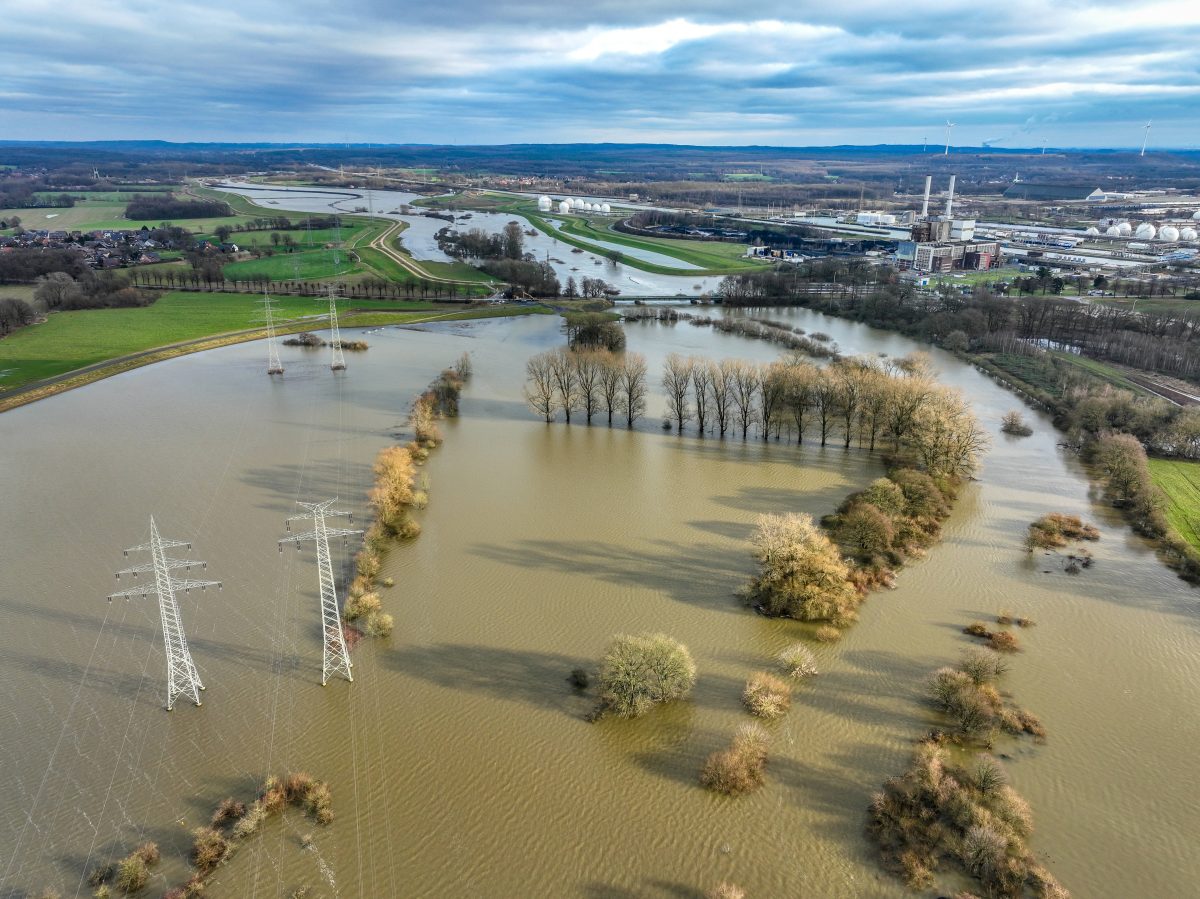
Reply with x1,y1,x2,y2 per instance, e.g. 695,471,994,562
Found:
327,288,347,372
108,517,221,710
253,292,285,375
279,500,361,685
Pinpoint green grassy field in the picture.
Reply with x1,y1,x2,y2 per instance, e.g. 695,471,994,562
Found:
0,285,36,302
0,291,453,387
931,269,1018,287
223,249,360,281
1099,297,1200,316
200,225,364,248
0,190,249,232
1149,459,1200,553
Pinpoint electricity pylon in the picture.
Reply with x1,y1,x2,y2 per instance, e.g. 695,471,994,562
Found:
279,500,361,685
253,292,285,375
327,288,346,372
108,517,221,710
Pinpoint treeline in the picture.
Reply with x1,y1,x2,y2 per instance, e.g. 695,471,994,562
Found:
0,247,89,283
626,307,839,358
127,268,477,300
33,271,155,311
0,180,75,209
0,298,37,336
525,347,648,426
124,194,232,220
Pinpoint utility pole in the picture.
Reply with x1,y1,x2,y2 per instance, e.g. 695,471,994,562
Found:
109,517,221,710
253,292,285,375
327,287,346,371
278,500,361,685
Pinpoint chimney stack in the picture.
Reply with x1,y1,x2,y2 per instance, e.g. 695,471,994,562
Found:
945,175,957,218
920,175,932,218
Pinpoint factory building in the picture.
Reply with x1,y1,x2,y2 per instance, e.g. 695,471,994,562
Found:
894,175,1002,273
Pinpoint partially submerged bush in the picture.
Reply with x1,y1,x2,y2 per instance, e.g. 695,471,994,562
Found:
989,631,1020,653
211,798,245,828
191,827,229,874
596,633,696,718
342,591,381,622
232,801,267,840
868,741,1064,897
744,513,861,622
700,724,770,796
1026,513,1100,551
706,883,746,899
743,672,792,720
814,625,841,643
363,611,394,637
115,853,149,893
929,651,1041,741
1001,410,1033,437
777,642,818,678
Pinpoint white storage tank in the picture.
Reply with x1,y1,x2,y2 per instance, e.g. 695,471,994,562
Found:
537,195,552,212
1105,225,1122,237
600,203,612,213
1158,225,1180,241
1193,210,1200,221
1117,222,1133,236
1135,223,1157,239
1180,228,1199,241
558,200,572,214
1085,227,1100,236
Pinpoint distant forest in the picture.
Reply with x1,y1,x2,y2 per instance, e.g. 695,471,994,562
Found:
124,195,232,220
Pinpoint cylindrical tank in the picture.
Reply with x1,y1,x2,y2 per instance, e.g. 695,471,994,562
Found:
600,203,612,213
537,195,552,212
1085,227,1100,236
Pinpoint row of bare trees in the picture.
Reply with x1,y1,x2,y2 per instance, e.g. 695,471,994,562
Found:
524,348,649,428
658,352,985,478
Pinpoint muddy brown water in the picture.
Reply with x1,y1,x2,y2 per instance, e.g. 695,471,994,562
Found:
0,309,1197,898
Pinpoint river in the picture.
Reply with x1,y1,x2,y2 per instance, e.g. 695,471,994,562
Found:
0,308,1197,898
212,182,726,297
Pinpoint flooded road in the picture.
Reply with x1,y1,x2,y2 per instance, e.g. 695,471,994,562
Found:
1,309,1197,898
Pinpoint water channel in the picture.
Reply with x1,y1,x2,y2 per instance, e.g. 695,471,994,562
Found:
1,308,1197,898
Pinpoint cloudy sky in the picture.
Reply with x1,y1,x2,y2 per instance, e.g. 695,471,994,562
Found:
2,0,1198,148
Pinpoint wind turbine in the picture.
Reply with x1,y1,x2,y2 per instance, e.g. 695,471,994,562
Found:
944,121,956,156
1140,121,1152,157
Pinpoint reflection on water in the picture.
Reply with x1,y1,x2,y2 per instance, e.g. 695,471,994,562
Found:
0,311,1197,897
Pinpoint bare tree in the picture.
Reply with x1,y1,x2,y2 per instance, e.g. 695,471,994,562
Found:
730,361,760,440
691,358,713,436
524,352,557,422
573,350,603,425
711,360,734,437
834,361,866,449
598,353,623,426
812,369,839,446
620,353,648,428
662,353,695,433
784,361,816,444
758,363,787,440
548,347,581,423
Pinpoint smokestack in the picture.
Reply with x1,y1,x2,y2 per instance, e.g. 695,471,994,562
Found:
945,175,957,218
920,175,932,218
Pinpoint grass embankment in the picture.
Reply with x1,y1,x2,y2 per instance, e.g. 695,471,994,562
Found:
0,294,544,410
1148,458,1200,553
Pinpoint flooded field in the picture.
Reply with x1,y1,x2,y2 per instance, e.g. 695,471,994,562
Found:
1,309,1198,898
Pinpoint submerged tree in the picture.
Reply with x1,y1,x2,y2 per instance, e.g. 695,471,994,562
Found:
596,633,696,718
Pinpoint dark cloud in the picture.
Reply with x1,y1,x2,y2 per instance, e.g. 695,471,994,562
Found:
0,1,1197,145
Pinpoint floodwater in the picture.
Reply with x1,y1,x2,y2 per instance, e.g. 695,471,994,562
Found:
1,309,1198,898
214,183,724,297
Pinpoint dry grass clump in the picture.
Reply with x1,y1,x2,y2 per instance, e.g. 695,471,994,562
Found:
814,625,841,643
333,339,369,351
113,840,160,893
742,672,792,720
1000,410,1034,437
777,642,818,678
382,576,395,588
989,631,1020,653
868,740,1067,897
595,633,696,719
210,798,245,827
232,801,267,839
706,883,746,899
963,621,990,638
88,865,114,887
1026,513,1100,551
700,724,770,796
929,651,1042,742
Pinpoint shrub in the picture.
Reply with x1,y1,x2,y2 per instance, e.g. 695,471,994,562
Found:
989,631,1020,653
959,649,1007,685
1015,616,1035,628
303,781,334,825
369,446,420,536
743,672,792,720
355,549,381,579
342,592,381,622
93,887,112,899
963,621,991,638
88,865,114,887
596,633,696,718
382,576,395,588
115,854,149,893
777,642,818,678
364,611,394,637
191,827,229,873
814,625,841,643
232,801,267,840
744,512,860,622
700,724,770,795
1001,410,1033,436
